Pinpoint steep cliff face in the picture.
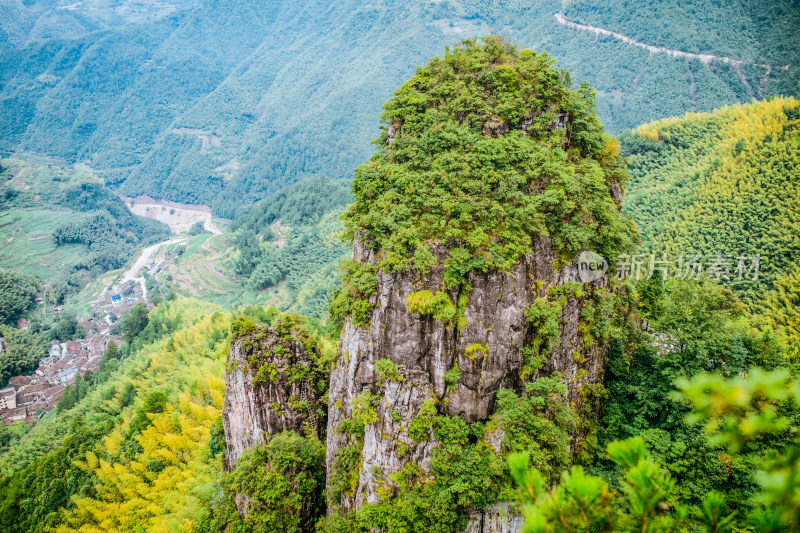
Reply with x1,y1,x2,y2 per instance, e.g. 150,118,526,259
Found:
325,236,611,515
223,318,327,472
320,39,634,531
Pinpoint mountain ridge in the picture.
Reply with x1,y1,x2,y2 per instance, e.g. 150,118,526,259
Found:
2,0,796,217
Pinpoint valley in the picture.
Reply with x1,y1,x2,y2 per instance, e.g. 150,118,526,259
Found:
120,195,222,235
1,0,795,216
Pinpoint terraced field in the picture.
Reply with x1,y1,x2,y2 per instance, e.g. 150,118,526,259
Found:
0,208,88,280
159,234,250,306
158,233,302,311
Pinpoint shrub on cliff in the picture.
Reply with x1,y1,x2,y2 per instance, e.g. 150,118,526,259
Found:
341,36,634,290
214,431,327,533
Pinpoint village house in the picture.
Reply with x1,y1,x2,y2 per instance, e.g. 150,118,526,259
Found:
49,340,62,359
0,387,17,410
2,307,119,425
3,407,26,424
8,375,31,388
17,383,46,405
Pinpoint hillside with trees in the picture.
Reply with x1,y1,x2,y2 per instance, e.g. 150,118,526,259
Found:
0,0,795,216
0,158,169,303
0,299,231,531
227,175,351,319
621,97,800,345
0,7,798,531
563,0,800,69
0,269,39,324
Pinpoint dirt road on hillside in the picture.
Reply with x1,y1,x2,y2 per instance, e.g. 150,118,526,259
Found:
120,238,186,285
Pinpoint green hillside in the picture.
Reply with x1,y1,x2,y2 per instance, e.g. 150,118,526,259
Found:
621,97,800,328
0,158,170,302
0,299,231,532
1,0,796,216
563,0,800,67
0,0,200,50
227,175,350,319
0,299,338,533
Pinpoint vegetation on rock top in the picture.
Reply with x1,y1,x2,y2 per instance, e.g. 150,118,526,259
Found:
342,37,635,288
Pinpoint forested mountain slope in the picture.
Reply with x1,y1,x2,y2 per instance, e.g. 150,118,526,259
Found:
227,175,351,319
0,0,201,50
563,0,800,68
1,0,796,216
0,299,231,532
622,96,800,337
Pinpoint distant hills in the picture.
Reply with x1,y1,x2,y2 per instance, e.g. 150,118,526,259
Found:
0,0,797,217
0,0,201,49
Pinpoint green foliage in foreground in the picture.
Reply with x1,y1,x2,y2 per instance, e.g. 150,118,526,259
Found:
0,299,230,533
593,276,793,517
513,366,800,532
343,37,634,289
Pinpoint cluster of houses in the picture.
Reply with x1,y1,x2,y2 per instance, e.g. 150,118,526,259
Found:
0,272,160,426
93,280,145,313
0,316,121,425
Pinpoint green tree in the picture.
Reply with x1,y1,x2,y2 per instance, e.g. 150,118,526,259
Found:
104,340,119,361
0,270,40,325
511,437,682,532
0,326,48,387
214,431,327,533
128,390,168,435
49,312,85,341
677,369,800,531
121,303,149,344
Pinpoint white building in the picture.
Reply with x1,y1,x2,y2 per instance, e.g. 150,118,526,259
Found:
0,387,17,410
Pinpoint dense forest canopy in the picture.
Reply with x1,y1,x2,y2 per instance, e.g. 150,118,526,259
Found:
228,175,351,319
232,175,351,233
0,299,230,532
622,97,800,337
0,269,39,324
563,0,800,66
0,0,201,50
0,326,48,389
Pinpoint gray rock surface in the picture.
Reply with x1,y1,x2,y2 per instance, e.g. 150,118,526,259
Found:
223,324,325,472
464,503,525,533
326,235,609,516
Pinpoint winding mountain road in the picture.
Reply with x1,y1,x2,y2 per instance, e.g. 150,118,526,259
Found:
120,238,186,285
119,237,186,301
554,12,788,71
